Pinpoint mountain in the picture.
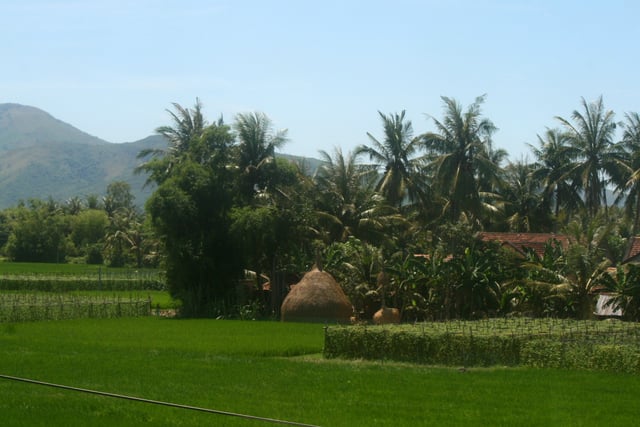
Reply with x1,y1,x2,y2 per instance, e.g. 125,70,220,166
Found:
0,103,164,208
0,103,108,150
0,103,323,210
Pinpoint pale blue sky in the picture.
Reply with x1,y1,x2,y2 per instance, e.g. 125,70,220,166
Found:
2,0,639,160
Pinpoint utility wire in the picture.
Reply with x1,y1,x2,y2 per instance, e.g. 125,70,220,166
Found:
0,374,321,427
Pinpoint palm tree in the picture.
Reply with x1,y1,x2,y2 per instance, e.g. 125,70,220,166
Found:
136,99,207,185
500,160,551,232
555,97,623,218
233,112,288,201
528,128,582,220
422,95,499,223
614,112,640,233
357,111,426,209
104,208,147,268
314,147,378,242
556,213,616,319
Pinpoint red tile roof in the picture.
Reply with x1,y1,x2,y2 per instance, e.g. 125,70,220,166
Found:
477,232,570,258
623,236,640,264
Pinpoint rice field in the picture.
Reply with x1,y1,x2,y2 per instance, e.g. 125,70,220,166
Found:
1,318,639,426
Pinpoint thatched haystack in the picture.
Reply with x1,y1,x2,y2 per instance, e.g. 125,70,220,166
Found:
281,267,353,323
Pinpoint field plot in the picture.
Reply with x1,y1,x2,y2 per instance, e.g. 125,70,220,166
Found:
0,292,151,321
0,262,165,291
1,318,640,426
0,262,173,321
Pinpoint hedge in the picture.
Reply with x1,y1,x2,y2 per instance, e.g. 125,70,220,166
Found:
323,319,640,374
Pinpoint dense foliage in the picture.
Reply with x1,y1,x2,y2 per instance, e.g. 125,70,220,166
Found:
3,95,640,319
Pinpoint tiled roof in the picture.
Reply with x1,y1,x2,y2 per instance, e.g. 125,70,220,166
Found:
477,232,570,258
622,236,640,264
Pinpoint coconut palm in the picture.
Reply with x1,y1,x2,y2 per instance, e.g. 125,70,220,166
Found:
103,207,147,268
136,99,207,185
422,95,499,223
528,128,582,220
555,97,623,218
500,160,551,232
614,112,640,233
554,214,615,318
357,111,426,209
314,147,378,242
233,112,288,202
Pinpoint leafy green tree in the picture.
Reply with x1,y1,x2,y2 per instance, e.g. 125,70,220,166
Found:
145,118,243,317
443,243,503,319
514,241,568,317
230,205,279,285
324,237,385,319
85,194,102,210
70,209,109,263
422,95,500,223
357,111,426,209
5,201,71,263
103,181,135,217
556,97,623,218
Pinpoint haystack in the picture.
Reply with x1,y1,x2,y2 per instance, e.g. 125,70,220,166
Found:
281,267,353,323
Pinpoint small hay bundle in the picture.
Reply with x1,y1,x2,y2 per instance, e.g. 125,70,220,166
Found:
281,267,353,323
373,307,401,324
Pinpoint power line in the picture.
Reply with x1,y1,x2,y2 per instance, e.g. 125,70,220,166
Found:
0,374,321,427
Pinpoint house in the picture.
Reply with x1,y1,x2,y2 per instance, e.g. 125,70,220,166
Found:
621,236,640,264
476,232,570,258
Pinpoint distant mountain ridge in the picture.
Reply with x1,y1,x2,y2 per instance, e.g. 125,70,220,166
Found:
0,103,109,149
0,103,321,209
0,103,165,208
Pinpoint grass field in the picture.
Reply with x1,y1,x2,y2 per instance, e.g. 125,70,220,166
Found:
1,318,639,426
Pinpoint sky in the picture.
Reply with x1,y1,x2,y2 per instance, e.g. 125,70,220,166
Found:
2,0,639,161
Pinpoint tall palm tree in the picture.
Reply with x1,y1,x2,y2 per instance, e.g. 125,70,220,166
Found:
614,112,640,233
314,147,378,242
500,160,551,232
422,95,499,223
136,99,207,185
233,112,288,201
555,96,623,218
357,111,426,209
528,128,582,220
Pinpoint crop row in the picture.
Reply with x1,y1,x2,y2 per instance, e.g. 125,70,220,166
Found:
0,277,165,291
324,319,640,373
0,293,151,322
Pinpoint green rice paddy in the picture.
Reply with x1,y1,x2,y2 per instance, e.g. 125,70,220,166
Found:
1,318,639,426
